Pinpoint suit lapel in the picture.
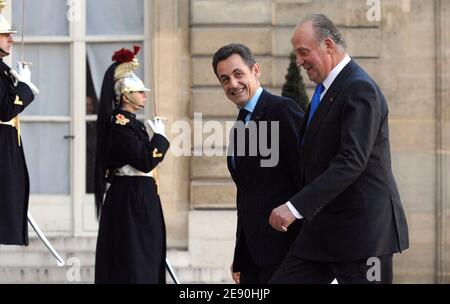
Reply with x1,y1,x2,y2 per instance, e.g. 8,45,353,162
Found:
227,125,237,182
249,89,270,123
227,154,237,184
300,60,358,169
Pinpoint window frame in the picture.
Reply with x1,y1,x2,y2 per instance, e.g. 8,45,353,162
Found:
6,0,153,236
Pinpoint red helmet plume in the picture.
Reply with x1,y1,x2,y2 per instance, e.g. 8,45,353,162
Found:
112,45,141,63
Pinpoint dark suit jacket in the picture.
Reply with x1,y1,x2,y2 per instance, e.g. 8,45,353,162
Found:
228,89,304,272
290,59,409,261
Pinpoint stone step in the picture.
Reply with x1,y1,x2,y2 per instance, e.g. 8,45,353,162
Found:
171,266,231,284
0,236,98,253
0,266,95,284
0,237,229,284
0,265,232,284
167,250,191,268
0,248,190,268
0,251,95,267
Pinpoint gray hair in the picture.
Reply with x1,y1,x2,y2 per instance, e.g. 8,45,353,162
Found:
299,14,347,51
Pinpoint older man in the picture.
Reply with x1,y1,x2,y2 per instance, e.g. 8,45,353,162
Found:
269,14,409,284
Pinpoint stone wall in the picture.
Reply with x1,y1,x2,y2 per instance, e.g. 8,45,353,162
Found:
154,0,450,283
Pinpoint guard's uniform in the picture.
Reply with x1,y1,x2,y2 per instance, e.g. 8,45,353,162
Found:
0,59,35,245
95,110,170,284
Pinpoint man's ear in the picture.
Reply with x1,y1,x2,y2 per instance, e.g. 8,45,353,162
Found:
253,63,262,78
122,94,130,104
324,37,335,53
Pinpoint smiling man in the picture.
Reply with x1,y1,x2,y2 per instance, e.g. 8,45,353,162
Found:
269,14,409,284
212,43,304,284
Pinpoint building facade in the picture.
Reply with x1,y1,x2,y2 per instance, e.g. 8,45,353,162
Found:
0,0,449,283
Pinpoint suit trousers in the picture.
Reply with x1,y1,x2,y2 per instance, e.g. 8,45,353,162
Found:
240,261,279,284
269,251,393,284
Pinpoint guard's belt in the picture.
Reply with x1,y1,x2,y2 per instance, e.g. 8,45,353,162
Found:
115,165,155,178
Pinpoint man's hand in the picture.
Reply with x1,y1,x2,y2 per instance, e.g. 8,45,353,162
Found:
269,203,296,232
230,264,240,284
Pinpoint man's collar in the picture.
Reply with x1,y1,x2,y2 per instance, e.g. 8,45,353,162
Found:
322,54,351,91
239,86,263,113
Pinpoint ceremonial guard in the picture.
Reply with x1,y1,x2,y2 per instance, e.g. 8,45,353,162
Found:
0,7,39,246
94,46,170,284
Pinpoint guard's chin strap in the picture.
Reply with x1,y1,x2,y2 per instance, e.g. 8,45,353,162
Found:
123,92,144,109
0,48,9,57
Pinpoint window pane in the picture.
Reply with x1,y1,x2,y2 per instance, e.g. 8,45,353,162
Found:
12,0,69,36
86,0,144,36
12,44,71,116
21,123,70,195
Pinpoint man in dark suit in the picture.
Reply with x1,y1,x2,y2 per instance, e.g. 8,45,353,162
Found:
212,43,304,284
269,14,409,284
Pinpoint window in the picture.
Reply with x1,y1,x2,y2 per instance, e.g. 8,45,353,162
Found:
12,1,71,195
9,0,151,235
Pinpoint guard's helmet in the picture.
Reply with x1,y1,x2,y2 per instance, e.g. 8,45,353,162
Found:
112,46,150,98
0,15,17,34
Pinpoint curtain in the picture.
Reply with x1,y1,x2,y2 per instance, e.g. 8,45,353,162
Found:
12,0,69,36
20,123,71,195
11,43,71,195
13,44,71,116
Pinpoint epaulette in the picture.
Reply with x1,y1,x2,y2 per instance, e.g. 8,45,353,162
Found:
115,114,130,126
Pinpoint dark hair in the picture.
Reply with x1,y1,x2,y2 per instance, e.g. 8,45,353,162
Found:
300,14,347,50
212,43,256,78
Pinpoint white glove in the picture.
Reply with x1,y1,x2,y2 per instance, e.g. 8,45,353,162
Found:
17,62,32,82
15,62,39,95
146,117,166,137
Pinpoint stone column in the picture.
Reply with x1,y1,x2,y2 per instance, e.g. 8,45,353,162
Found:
151,0,191,248
436,0,450,284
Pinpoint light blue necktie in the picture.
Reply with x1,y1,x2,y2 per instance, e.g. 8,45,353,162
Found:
307,83,325,126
